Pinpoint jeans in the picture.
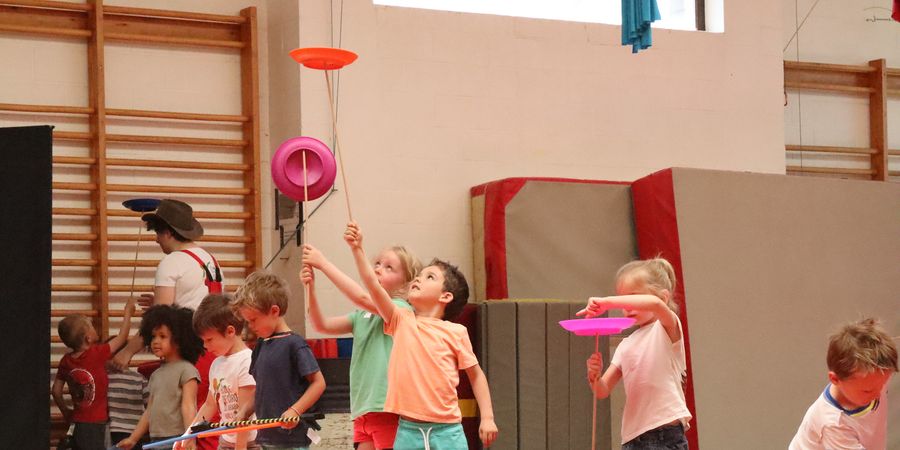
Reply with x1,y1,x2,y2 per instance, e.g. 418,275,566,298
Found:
622,424,688,450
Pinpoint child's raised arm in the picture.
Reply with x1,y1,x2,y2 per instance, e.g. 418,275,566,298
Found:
577,294,681,343
108,297,136,354
301,244,378,315
465,365,498,447
301,264,352,335
344,222,397,325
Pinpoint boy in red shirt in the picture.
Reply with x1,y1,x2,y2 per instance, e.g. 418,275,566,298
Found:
52,298,136,450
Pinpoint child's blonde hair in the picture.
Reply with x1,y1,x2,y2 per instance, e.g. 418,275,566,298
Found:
827,317,898,379
384,244,423,297
58,315,92,350
232,270,291,315
616,257,679,313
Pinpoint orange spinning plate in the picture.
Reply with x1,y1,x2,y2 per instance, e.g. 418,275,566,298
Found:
289,47,358,70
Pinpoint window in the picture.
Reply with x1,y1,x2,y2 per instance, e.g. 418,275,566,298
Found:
374,0,713,32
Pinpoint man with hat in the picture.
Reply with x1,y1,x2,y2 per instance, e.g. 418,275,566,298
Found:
137,198,222,311
110,199,224,450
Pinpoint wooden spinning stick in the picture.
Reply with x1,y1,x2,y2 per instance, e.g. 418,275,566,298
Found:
324,69,353,221
129,225,142,299
591,333,599,450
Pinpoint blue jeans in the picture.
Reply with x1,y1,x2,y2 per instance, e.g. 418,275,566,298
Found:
622,424,688,450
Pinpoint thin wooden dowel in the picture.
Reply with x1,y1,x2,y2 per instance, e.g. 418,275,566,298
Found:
53,182,97,191
106,284,237,293
784,81,873,94
0,23,90,38
0,0,92,12
50,309,100,317
106,158,250,171
54,156,97,165
785,145,877,155
52,131,92,141
107,210,251,220
783,60,877,74
128,225,142,300
105,32,244,49
591,333,599,450
105,184,251,195
53,207,97,216
302,150,310,245
52,259,99,267
107,259,252,268
0,102,93,115
324,70,353,221
106,107,248,123
108,233,251,243
302,150,311,301
106,133,247,148
103,5,246,24
52,233,98,241
51,284,100,292
786,166,875,176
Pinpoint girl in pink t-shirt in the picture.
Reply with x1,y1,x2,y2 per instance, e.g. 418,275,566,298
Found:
581,258,692,450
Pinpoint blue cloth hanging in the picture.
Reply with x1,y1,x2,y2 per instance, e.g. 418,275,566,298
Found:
622,0,661,53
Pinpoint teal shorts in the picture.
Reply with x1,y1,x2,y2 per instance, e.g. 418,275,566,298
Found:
393,418,467,450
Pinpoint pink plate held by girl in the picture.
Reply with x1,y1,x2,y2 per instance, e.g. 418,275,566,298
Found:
559,317,636,336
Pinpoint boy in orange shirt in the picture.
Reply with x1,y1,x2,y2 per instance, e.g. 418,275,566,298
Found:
343,222,498,449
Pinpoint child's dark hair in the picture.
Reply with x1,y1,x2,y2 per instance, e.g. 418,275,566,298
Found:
145,216,189,242
430,258,469,321
193,294,244,335
139,305,204,364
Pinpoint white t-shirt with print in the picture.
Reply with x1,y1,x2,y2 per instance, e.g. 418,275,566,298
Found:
209,348,257,444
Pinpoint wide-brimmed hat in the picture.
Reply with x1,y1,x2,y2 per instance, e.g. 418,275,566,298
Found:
141,199,204,240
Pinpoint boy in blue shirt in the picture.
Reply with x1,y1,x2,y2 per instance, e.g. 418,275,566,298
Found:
232,271,326,450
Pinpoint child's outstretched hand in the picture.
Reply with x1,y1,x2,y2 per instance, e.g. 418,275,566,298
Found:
479,417,499,447
301,244,326,269
300,264,315,287
576,297,609,318
124,296,136,316
586,352,603,383
344,221,363,249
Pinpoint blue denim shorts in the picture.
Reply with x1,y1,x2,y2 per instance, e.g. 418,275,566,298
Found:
622,423,688,450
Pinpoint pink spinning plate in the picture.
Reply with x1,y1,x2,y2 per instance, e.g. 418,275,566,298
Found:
559,317,636,336
271,136,337,202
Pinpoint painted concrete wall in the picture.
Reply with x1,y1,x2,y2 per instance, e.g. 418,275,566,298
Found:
270,0,786,335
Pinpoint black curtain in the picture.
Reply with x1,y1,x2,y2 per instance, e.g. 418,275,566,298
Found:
0,125,52,449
